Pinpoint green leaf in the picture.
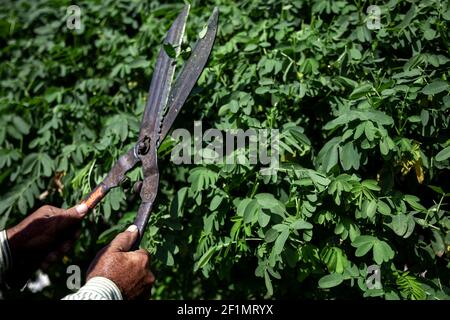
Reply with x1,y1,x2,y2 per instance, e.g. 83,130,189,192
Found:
389,213,415,238
258,209,271,227
12,116,30,135
272,223,289,232
372,240,394,264
255,193,277,208
361,179,381,191
423,28,436,40
307,170,331,188
244,43,258,51
318,273,344,288
377,200,391,215
273,228,289,254
421,80,449,95
364,121,375,141
420,110,429,126
396,272,426,300
350,83,373,99
431,231,445,257
163,43,177,58
350,48,361,60
317,138,340,173
339,142,360,170
428,185,445,195
291,219,313,230
352,235,377,246
379,138,389,155
390,214,408,236
264,270,273,296
198,24,208,39
197,246,216,269
352,235,376,257
243,199,260,224
355,241,373,257
170,187,188,217
365,199,377,218
129,58,150,69
265,228,279,243
209,194,223,211
237,198,252,217
444,9,450,20
403,195,427,212
396,4,416,29
435,146,450,161
321,247,348,273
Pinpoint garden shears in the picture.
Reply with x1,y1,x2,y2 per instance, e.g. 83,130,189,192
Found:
79,5,218,245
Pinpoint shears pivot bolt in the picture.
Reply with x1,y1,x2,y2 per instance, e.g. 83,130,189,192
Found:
136,136,151,156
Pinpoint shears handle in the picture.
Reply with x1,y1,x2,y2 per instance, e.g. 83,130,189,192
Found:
132,201,154,249
81,183,110,210
80,147,139,210
81,182,153,250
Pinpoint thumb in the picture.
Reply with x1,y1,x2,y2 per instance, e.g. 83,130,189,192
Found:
65,203,89,218
109,225,139,252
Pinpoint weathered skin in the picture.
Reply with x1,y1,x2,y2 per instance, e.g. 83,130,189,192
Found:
86,226,154,300
6,204,88,287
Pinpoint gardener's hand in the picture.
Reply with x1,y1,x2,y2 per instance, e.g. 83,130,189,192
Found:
6,203,88,286
86,225,154,300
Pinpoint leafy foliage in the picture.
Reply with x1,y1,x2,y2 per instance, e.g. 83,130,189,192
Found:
0,0,449,299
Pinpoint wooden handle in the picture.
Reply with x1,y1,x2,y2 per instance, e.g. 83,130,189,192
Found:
81,183,109,209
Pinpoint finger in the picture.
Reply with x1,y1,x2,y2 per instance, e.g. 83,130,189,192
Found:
135,249,150,264
65,203,89,219
48,204,86,234
109,225,139,252
38,205,63,217
130,249,150,266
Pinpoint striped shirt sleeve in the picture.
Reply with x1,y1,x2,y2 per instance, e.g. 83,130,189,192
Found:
0,230,12,284
1,229,122,300
62,277,123,300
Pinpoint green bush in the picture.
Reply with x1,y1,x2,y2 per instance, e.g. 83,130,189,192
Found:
0,0,449,299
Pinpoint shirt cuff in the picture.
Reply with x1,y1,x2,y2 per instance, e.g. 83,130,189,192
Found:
0,230,12,283
62,277,123,300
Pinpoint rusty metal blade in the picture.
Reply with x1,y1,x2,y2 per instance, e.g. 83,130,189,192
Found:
139,5,189,143
137,6,189,208
134,7,218,239
159,7,219,143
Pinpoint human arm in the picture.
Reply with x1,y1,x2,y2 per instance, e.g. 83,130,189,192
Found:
62,225,154,300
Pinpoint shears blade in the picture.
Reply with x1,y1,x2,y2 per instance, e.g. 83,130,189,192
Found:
159,7,219,143
138,4,190,144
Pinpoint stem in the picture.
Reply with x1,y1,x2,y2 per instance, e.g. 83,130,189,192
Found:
425,194,445,223
250,179,260,198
